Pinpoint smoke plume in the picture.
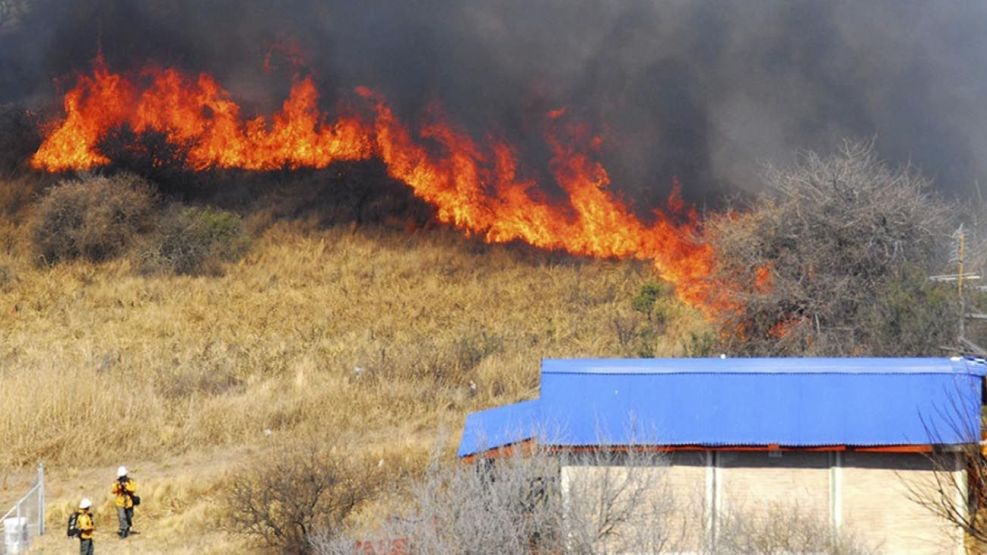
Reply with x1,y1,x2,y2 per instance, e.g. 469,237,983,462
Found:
2,0,987,203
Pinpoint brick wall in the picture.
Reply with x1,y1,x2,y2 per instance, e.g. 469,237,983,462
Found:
842,452,964,555
561,450,967,554
718,451,830,519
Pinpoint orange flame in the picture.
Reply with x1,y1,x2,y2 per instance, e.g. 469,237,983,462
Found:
31,60,733,314
754,264,773,292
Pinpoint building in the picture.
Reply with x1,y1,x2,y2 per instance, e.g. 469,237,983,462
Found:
458,357,987,554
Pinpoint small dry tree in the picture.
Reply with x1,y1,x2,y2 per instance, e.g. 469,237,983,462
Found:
224,439,381,554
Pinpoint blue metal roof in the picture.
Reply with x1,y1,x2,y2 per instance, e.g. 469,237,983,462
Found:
458,357,987,457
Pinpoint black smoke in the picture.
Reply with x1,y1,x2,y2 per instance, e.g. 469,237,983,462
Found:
3,0,987,206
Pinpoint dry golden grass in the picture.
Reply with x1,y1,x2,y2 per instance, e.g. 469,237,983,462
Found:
0,206,709,551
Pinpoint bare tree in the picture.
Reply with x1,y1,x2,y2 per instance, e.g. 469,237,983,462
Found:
312,447,562,554
708,141,955,356
909,444,986,550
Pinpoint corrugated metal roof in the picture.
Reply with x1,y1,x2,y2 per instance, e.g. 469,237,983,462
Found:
459,400,539,458
457,357,987,457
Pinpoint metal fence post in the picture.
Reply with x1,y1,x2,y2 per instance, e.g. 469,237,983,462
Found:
37,462,44,536
16,499,22,551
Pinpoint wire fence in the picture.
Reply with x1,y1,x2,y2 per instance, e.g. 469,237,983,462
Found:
0,463,44,555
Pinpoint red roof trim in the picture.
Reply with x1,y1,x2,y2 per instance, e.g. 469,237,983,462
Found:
465,441,937,460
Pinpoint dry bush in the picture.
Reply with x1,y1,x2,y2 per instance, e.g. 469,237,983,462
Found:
222,439,381,554
314,447,684,554
140,204,249,276
715,502,877,554
31,172,157,265
708,141,954,355
341,451,563,554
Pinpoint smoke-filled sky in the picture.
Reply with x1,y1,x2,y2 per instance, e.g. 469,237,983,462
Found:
2,0,987,204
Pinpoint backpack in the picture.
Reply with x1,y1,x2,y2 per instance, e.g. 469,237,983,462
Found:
67,511,80,538
119,478,140,506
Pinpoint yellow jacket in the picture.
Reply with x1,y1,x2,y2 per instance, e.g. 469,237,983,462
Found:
77,510,94,540
111,478,137,508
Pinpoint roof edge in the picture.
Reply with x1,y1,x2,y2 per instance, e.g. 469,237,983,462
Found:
540,357,987,376
463,441,959,459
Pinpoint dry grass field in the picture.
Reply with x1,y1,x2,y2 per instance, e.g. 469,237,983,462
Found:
0,187,709,552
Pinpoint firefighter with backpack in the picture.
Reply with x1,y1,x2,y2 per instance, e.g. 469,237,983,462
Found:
68,497,95,555
111,466,139,538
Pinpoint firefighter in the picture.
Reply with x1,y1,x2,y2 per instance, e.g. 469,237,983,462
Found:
77,498,95,555
111,466,138,538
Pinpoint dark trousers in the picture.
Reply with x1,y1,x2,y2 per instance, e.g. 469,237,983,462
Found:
79,538,94,555
117,506,133,537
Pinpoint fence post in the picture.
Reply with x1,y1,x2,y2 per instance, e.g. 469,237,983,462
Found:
37,462,45,536
16,499,22,550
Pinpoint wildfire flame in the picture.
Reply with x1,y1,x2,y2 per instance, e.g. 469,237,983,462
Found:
31,59,732,314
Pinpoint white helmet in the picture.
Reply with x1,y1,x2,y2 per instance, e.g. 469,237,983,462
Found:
79,498,92,509
117,466,128,478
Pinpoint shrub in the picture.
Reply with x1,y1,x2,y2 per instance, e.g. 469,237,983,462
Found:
223,440,380,554
631,281,669,319
31,173,156,265
142,204,249,275
612,281,675,357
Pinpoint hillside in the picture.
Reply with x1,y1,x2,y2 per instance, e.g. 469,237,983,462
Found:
0,211,708,552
